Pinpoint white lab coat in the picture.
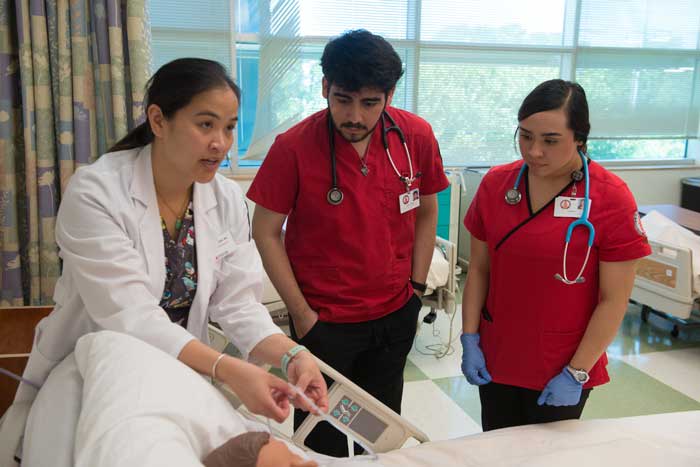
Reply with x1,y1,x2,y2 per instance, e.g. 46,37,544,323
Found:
15,144,282,403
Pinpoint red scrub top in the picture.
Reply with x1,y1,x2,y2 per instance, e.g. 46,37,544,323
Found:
464,159,651,390
248,107,449,323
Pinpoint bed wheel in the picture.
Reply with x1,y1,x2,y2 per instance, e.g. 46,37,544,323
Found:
671,325,680,338
641,306,651,323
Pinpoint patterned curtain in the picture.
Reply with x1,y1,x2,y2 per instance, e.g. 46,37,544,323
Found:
0,0,150,306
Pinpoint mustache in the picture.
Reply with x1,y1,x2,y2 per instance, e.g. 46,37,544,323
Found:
340,122,367,130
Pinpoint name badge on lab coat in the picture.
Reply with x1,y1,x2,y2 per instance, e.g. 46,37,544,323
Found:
554,196,591,218
399,188,420,214
216,232,236,261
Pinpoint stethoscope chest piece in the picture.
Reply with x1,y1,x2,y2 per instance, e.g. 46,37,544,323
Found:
505,188,522,205
327,187,344,205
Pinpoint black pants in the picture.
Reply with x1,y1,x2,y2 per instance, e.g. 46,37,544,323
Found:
479,382,592,431
290,294,422,457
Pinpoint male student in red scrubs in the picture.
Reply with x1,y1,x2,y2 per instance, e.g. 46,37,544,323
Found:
460,79,651,431
248,29,448,456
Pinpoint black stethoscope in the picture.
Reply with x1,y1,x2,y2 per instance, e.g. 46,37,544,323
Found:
505,150,595,285
326,111,415,205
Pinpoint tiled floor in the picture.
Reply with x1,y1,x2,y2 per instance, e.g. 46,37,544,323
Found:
270,289,700,443
404,300,700,440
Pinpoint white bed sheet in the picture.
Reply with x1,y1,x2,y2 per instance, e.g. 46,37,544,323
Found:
426,245,450,294
21,331,306,467
24,330,699,467
377,410,700,467
22,353,82,467
20,331,379,467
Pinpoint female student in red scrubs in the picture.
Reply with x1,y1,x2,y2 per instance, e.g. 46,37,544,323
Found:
460,79,651,431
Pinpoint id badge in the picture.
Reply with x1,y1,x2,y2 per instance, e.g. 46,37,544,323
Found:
215,231,236,261
399,188,420,214
554,196,591,218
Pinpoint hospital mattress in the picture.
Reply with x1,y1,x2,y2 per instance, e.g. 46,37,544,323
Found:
377,410,700,467
19,329,700,467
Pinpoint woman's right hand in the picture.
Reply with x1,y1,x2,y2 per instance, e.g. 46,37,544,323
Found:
217,356,295,423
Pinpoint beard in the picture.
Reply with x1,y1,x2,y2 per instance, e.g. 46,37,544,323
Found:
336,120,381,143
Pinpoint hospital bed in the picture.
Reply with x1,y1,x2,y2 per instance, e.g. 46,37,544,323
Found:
631,240,700,337
3,325,700,467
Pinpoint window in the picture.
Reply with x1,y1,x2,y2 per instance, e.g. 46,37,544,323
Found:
149,0,700,168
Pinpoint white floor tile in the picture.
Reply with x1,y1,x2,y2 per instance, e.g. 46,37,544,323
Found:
401,380,481,442
409,306,463,379
616,347,700,402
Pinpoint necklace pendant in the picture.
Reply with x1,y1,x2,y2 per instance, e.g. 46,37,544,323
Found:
360,165,369,176
175,218,182,230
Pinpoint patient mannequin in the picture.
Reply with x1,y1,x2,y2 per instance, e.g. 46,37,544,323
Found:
203,432,318,467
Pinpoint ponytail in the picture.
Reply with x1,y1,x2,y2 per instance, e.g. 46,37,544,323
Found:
108,121,154,153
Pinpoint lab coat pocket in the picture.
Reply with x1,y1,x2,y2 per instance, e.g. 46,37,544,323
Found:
541,330,585,380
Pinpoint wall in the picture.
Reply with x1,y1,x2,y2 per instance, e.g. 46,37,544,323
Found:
611,166,700,206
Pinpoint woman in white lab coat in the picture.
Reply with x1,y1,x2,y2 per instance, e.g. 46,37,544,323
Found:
15,58,328,422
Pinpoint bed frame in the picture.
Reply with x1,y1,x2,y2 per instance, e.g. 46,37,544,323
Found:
208,325,430,454
630,239,700,337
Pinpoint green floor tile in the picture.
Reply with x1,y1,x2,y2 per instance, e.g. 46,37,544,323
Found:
433,375,482,425
404,358,430,382
608,304,700,357
582,358,700,419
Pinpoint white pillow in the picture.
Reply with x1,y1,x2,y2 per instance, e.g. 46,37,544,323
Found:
72,331,262,467
23,353,82,467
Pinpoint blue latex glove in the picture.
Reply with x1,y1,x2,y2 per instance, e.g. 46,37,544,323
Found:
537,367,583,406
460,333,492,385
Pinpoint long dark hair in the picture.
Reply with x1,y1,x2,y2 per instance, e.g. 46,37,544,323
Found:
517,79,590,152
109,58,241,153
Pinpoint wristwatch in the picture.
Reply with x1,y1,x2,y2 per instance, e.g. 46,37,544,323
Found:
566,365,590,384
410,279,427,293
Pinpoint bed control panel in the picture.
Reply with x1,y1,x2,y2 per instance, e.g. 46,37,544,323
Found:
330,395,389,443
293,362,429,453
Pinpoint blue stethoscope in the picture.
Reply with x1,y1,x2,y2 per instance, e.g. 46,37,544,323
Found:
505,150,594,285
326,111,415,205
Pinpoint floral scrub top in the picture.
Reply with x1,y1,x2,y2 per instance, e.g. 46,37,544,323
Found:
159,202,197,327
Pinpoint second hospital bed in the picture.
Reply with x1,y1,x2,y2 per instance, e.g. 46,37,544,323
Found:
631,210,700,336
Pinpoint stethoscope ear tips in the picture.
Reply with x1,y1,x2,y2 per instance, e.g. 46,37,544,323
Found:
327,187,344,205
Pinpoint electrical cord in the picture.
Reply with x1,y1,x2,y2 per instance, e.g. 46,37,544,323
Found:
413,305,461,359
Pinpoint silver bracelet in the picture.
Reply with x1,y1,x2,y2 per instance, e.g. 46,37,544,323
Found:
211,353,227,384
